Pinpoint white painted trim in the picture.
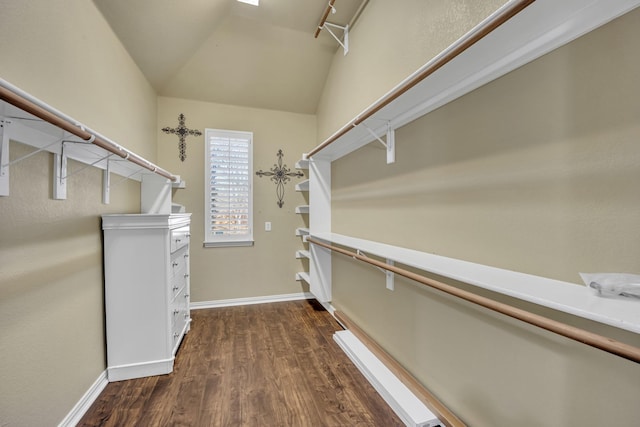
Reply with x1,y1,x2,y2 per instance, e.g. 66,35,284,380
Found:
57,370,108,427
190,292,314,309
334,331,440,427
107,357,174,382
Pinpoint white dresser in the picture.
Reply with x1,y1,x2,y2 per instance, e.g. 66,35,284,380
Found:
102,213,191,381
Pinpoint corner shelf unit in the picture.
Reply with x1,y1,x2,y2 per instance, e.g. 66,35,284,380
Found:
301,0,640,313
294,155,310,283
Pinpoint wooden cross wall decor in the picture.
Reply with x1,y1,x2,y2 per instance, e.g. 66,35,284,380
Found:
256,149,303,208
161,114,202,161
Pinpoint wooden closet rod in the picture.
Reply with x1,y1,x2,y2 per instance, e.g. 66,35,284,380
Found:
0,84,177,182
308,0,535,158
314,0,337,38
307,238,640,364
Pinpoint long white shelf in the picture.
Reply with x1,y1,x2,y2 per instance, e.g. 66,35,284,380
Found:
0,82,181,185
295,205,309,214
310,0,640,161
311,232,640,335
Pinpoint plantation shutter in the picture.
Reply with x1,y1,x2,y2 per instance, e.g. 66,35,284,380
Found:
205,129,253,246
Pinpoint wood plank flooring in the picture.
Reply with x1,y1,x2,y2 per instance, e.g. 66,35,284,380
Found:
79,299,403,426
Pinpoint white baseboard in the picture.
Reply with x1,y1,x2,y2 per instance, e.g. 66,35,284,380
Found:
58,370,108,427
333,330,441,427
107,357,174,382
190,292,315,310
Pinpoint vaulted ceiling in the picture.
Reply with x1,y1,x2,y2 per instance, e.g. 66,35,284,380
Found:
94,0,364,114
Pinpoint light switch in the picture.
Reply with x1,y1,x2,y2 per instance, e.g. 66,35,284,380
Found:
265,222,271,231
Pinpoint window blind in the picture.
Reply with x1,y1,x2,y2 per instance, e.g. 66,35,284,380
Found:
205,129,253,246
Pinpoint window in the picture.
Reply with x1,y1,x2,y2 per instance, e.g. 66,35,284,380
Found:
204,129,253,247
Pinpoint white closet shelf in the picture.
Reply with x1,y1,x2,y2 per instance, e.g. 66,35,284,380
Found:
296,250,311,259
295,205,309,214
295,227,310,236
295,157,309,170
311,232,640,335
295,179,309,192
309,0,640,161
0,81,180,185
296,272,311,284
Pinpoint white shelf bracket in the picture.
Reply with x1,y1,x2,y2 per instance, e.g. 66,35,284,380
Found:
0,119,9,196
53,150,67,200
355,250,395,290
386,125,395,164
102,159,111,205
386,259,395,291
322,22,349,55
361,122,396,164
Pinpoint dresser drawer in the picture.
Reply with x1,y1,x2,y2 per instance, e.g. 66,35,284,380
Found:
170,272,187,300
170,250,187,279
171,287,190,353
170,226,190,253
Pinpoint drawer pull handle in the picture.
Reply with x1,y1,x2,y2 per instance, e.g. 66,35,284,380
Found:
172,262,179,267
184,293,190,298
184,314,189,319
174,332,180,338
173,309,179,315
184,273,189,278
173,285,179,291
184,254,189,258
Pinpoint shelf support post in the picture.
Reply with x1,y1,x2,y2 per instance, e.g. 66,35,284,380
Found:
0,119,9,196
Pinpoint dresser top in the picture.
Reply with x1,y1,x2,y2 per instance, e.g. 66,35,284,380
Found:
102,213,191,230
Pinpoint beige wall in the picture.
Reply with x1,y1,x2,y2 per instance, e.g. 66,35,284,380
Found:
315,0,506,143
0,0,157,159
328,5,640,427
0,1,157,425
157,97,315,302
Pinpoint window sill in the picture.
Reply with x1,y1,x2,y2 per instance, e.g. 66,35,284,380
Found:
203,240,254,248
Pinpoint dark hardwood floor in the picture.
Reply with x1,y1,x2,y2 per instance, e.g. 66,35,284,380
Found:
79,299,403,426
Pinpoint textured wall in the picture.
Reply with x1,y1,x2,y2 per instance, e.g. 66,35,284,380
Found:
329,5,640,427
315,0,506,144
157,97,316,302
0,1,157,425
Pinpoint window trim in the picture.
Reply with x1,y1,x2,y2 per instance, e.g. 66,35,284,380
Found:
203,128,254,248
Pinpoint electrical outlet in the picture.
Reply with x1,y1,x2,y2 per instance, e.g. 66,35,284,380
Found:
265,222,271,231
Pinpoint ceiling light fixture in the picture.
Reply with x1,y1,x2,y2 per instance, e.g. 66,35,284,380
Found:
237,0,259,5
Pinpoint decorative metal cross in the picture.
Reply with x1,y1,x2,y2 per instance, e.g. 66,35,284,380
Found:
256,149,303,208
161,113,202,161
